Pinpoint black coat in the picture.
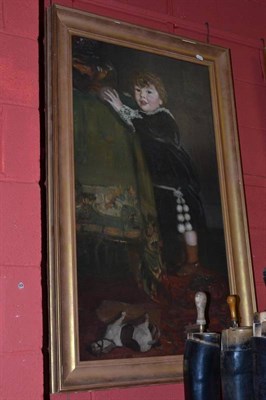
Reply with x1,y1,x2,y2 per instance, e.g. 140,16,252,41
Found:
128,107,205,230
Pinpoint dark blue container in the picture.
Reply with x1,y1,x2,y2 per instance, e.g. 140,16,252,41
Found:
183,332,221,400
220,327,254,400
252,336,266,400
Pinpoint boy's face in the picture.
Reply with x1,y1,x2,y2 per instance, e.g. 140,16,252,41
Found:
134,84,163,112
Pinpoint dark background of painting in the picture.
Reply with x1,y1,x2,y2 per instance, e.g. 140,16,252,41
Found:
78,38,224,232
73,37,229,361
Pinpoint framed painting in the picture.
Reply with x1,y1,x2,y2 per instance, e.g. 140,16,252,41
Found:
46,4,256,392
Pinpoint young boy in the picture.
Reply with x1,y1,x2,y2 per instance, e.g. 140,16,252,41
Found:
103,71,204,276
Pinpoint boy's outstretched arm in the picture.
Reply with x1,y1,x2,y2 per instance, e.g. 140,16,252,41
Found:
102,88,123,112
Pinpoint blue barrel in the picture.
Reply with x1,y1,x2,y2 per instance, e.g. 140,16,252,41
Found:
252,336,266,400
183,332,221,400
221,327,254,400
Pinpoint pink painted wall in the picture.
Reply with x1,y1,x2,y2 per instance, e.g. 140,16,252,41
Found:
0,0,265,399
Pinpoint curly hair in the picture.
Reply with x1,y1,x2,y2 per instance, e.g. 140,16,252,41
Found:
130,71,167,104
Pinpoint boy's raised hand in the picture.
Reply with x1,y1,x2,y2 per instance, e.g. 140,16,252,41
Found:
101,88,123,112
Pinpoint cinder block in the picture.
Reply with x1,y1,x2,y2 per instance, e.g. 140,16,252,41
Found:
256,283,266,311
234,80,266,130
0,104,40,181
172,0,266,40
0,351,43,400
66,391,92,400
114,0,168,14
0,182,41,266
0,34,38,107
249,228,266,283
72,0,169,32
239,126,266,177
215,0,266,40
93,384,183,400
2,0,38,38
230,43,264,85
245,184,266,231
49,393,68,400
49,394,68,400
0,265,42,352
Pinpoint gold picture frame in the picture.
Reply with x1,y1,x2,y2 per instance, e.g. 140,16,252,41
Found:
46,4,256,393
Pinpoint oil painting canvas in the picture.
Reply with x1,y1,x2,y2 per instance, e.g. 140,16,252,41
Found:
72,35,230,361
